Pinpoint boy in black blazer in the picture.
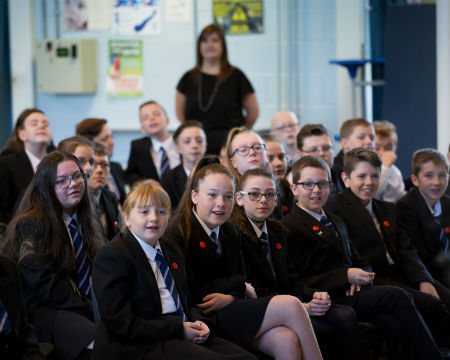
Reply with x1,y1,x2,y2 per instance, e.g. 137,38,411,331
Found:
397,148,450,289
283,156,443,359
326,148,450,348
125,101,180,186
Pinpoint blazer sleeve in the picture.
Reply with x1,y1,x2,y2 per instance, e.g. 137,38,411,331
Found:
93,243,184,341
124,141,143,186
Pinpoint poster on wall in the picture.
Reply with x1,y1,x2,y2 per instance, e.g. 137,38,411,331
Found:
111,0,161,35
166,0,192,22
213,0,263,35
106,40,143,97
63,0,88,31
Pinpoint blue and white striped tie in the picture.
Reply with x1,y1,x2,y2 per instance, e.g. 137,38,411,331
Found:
155,249,187,321
69,218,92,296
260,232,275,274
320,215,338,237
435,218,449,253
0,300,11,335
160,147,170,175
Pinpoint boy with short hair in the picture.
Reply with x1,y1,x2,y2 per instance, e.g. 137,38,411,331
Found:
325,148,449,347
373,120,405,203
270,111,301,166
161,120,207,209
398,148,450,289
125,100,180,186
282,156,443,359
332,118,374,193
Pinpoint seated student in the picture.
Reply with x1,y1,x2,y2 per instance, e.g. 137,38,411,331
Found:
325,148,450,348
0,254,44,360
57,136,95,178
2,151,104,360
88,143,122,241
225,127,269,181
0,108,52,224
270,111,301,167
161,121,207,210
232,168,363,360
76,118,126,204
92,180,255,360
166,156,323,359
125,100,181,186
261,134,293,219
297,124,336,192
373,120,405,203
282,156,443,359
397,149,450,289
332,118,374,193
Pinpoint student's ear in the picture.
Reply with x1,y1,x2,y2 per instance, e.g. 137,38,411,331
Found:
290,183,298,197
124,213,131,228
340,138,349,152
341,171,351,188
191,189,199,205
235,192,244,206
17,128,27,142
411,174,419,187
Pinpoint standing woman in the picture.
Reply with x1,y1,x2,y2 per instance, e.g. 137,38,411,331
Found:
2,151,104,360
175,24,259,155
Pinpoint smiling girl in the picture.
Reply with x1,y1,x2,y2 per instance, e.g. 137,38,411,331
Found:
166,156,322,360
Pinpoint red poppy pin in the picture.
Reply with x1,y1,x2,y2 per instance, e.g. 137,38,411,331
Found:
282,205,288,213
172,262,178,270
199,241,207,248
113,221,119,228
383,221,390,227
275,243,282,250
313,225,320,231
445,227,450,234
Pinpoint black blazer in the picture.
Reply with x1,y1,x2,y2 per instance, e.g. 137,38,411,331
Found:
165,216,246,305
0,255,44,360
98,188,122,241
239,216,290,297
161,164,188,210
92,229,208,360
325,189,434,286
0,150,34,223
330,150,345,194
282,206,371,302
397,188,450,287
125,137,159,185
109,161,126,204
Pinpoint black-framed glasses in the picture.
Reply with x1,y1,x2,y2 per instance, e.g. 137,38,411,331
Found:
296,181,331,190
302,145,332,154
55,172,86,189
231,143,266,157
240,191,278,201
93,161,110,170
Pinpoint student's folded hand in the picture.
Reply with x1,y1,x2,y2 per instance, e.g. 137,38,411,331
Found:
191,321,210,344
304,298,331,316
347,268,375,285
197,293,235,314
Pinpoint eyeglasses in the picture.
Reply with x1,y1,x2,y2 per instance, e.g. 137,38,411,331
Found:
93,161,110,169
296,181,331,190
78,158,94,166
274,123,298,132
302,145,332,154
231,143,266,157
240,191,278,201
55,172,86,189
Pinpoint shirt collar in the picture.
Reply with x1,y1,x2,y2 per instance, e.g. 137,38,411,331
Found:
248,217,267,239
152,135,174,153
428,200,442,217
193,208,220,240
25,149,43,173
63,212,78,228
298,204,325,222
365,199,374,217
132,232,162,262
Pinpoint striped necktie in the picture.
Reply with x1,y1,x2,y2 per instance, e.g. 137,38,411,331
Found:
155,249,187,321
160,147,170,175
69,218,92,296
434,217,449,253
320,215,338,237
210,231,220,255
260,232,275,274
0,300,11,335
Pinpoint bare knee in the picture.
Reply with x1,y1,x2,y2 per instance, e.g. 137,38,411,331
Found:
268,328,302,360
271,295,308,319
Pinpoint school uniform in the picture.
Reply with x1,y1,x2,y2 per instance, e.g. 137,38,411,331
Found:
91,188,122,241
165,213,271,346
92,229,255,360
397,187,450,288
0,255,44,360
109,161,127,204
161,164,188,210
237,214,363,360
282,205,443,360
16,217,95,360
0,149,35,223
326,188,450,346
330,150,345,194
125,136,180,186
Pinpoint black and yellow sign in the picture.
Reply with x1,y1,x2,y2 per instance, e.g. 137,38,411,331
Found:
213,0,263,35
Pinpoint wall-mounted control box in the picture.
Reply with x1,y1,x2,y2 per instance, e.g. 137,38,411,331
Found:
36,39,97,94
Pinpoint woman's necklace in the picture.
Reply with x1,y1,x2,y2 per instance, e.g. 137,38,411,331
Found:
197,72,220,112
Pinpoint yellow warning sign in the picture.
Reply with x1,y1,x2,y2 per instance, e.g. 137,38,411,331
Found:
213,0,263,35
